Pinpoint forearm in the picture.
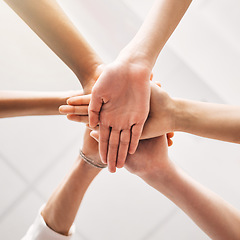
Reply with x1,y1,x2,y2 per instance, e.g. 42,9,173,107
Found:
4,0,102,88
0,91,74,118
174,99,240,144
42,157,101,236
119,0,192,68
143,163,240,240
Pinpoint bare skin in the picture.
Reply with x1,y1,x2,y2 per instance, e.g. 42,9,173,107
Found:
4,0,193,172
2,90,238,240
0,90,82,118
3,0,106,234
81,132,240,240
4,0,102,91
41,129,102,236
88,0,193,171
60,82,240,144
124,136,240,240
89,61,151,172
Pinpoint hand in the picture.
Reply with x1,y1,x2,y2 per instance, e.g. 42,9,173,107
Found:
140,82,175,139
89,130,171,178
124,135,170,178
81,64,105,95
59,81,175,145
88,60,151,172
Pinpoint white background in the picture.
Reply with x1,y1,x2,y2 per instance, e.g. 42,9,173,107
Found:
0,0,240,239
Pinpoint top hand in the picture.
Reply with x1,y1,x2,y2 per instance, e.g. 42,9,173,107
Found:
88,59,151,172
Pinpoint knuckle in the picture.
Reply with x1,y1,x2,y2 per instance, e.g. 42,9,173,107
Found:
111,128,120,133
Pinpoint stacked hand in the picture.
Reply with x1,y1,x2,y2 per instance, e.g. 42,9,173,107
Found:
85,60,152,172
60,81,175,173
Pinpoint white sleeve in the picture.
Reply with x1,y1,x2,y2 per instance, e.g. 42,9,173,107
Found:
21,205,75,240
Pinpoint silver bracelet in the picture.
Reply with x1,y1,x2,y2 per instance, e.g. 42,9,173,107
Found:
79,150,107,169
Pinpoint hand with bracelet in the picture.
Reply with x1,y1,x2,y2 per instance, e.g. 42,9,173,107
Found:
1,89,239,240
4,0,193,172
83,0,193,172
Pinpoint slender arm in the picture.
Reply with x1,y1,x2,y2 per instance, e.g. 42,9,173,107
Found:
4,0,102,90
41,128,102,235
143,162,240,240
174,99,240,144
0,90,81,118
119,0,192,68
41,157,101,235
125,136,240,240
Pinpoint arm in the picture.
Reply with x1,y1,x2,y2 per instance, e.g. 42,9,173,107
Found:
173,99,240,144
87,0,192,171
119,0,192,69
4,0,102,92
141,84,240,144
23,129,102,238
0,90,82,118
41,129,102,235
124,136,240,240
146,164,240,240
42,160,100,235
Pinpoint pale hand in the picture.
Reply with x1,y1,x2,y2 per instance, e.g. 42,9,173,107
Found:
88,60,151,172
89,130,171,178
124,135,170,178
60,82,175,147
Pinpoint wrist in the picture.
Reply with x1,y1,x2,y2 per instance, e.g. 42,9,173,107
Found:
142,161,178,193
117,46,154,71
172,98,190,132
78,156,103,174
76,62,104,94
152,86,177,134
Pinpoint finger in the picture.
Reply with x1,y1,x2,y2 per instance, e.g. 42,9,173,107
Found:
59,105,88,115
88,92,102,127
86,124,99,131
99,124,110,164
155,82,161,88
167,132,174,138
90,130,99,142
107,129,120,173
167,138,173,147
129,124,143,154
67,94,91,106
67,114,89,123
117,129,130,168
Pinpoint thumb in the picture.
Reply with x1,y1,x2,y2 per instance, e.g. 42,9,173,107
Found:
90,130,99,142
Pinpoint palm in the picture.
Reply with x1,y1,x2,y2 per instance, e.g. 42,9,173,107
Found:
89,60,151,172
95,62,150,127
